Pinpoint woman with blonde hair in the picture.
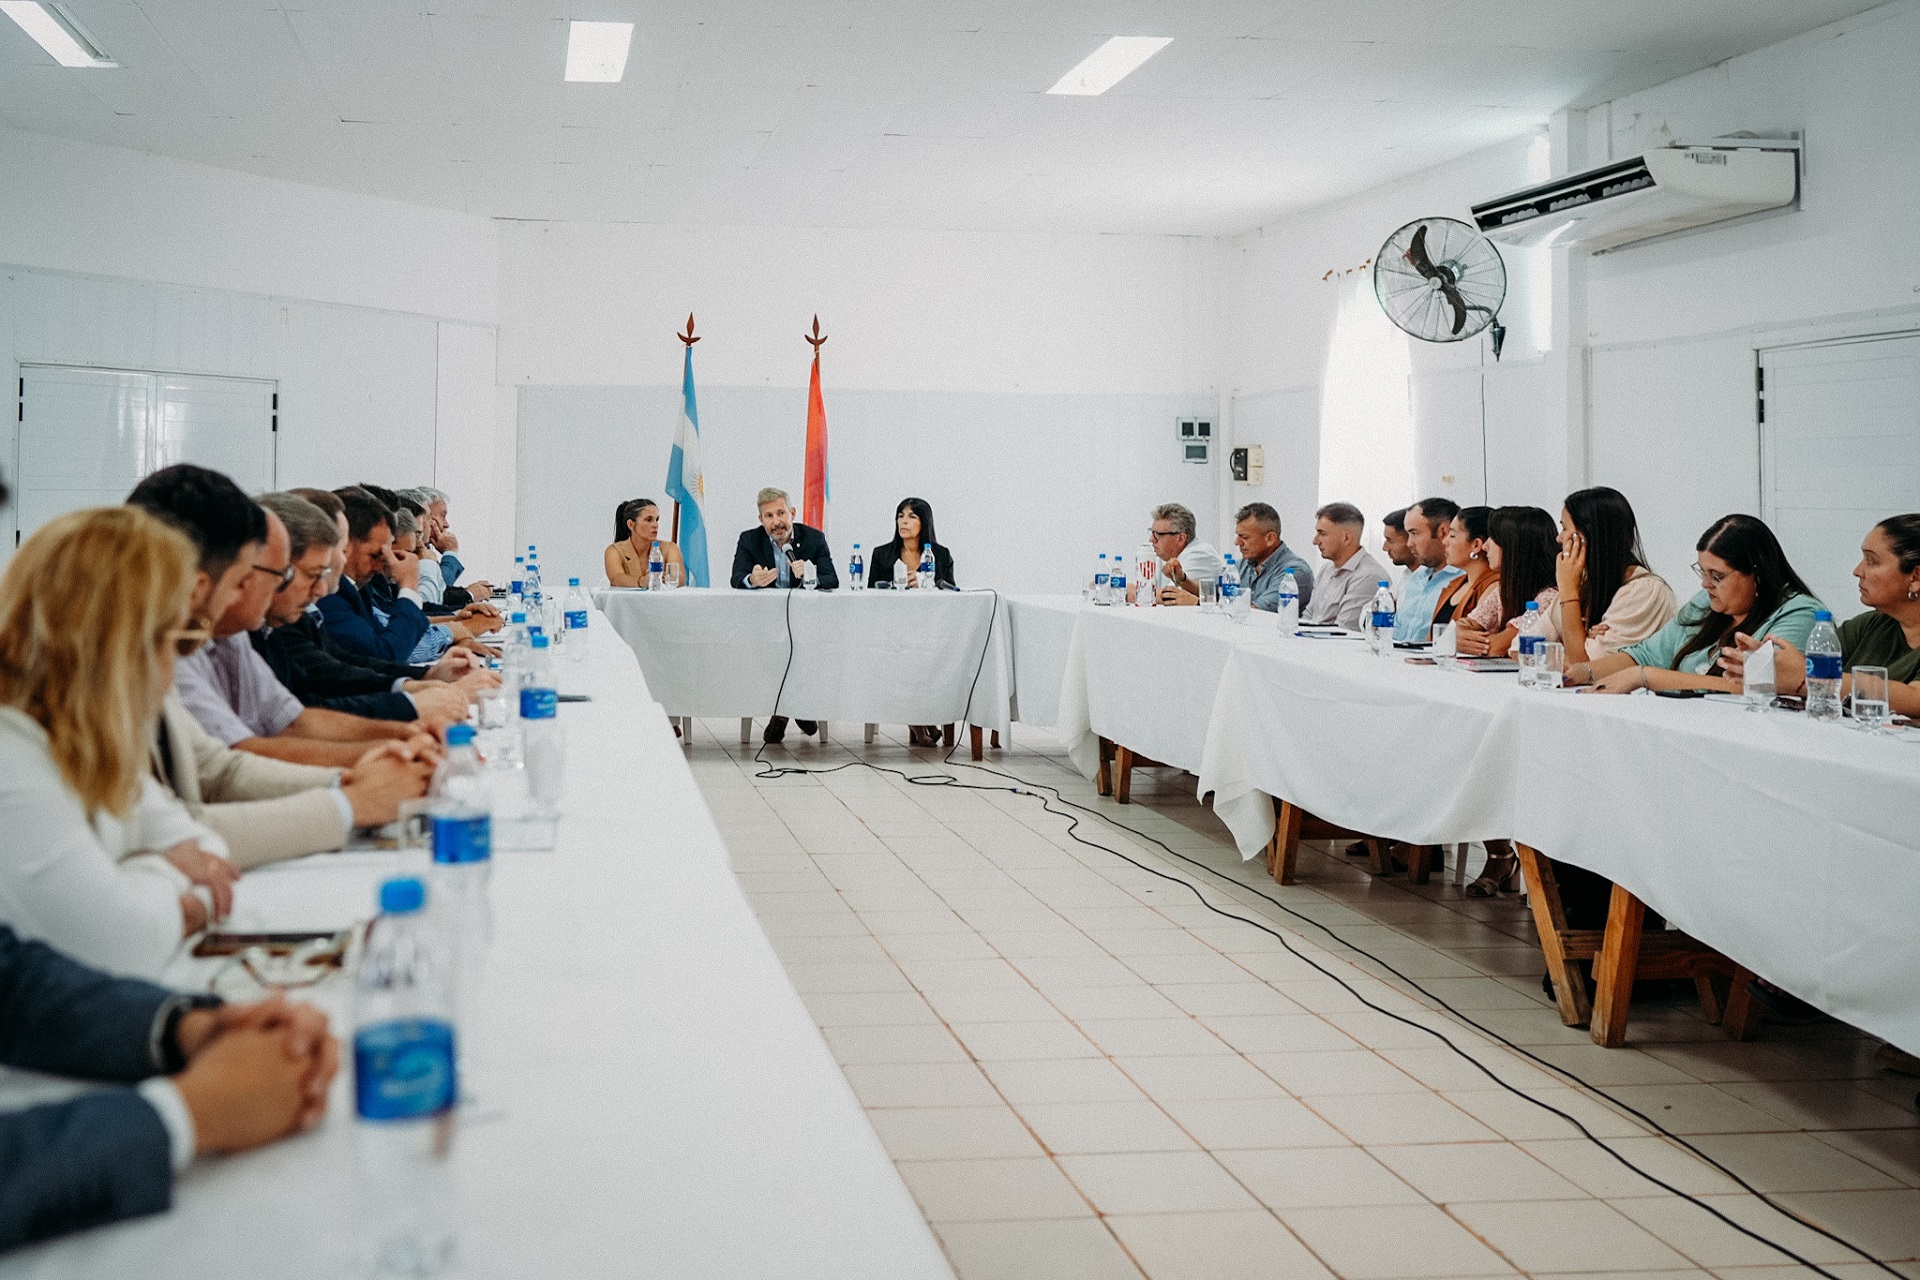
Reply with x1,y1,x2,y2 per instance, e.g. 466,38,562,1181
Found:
0,506,236,978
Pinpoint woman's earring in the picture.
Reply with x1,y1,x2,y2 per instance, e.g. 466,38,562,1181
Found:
1909,587,1919,601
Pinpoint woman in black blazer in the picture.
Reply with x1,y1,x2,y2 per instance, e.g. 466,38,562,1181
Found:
870,497,955,747
869,497,955,591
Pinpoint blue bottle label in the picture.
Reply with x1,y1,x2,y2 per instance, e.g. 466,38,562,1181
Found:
1518,635,1544,656
1372,610,1394,628
1806,654,1843,680
520,687,558,719
355,1018,457,1121
564,609,589,630
1221,581,1238,599
510,579,524,595
431,813,491,864
1094,573,1109,586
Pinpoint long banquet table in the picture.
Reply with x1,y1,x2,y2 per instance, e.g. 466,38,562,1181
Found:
598,586,1012,735
0,618,952,1280
1002,593,1920,1054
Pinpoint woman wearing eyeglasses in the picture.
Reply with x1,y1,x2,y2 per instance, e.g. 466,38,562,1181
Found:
1573,514,1823,694
1721,513,1920,717
0,507,237,978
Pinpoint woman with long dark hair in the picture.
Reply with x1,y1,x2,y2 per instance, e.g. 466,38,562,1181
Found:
1456,506,1561,658
868,497,954,591
1580,514,1822,694
1554,486,1677,678
1723,513,1920,716
604,497,683,588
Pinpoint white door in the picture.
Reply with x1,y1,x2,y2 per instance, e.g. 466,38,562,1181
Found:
1759,334,1920,620
13,365,276,549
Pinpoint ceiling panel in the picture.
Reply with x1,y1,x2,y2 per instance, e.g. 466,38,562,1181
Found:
0,0,1891,236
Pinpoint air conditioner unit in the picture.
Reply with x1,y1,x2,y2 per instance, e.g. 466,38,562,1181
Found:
1470,139,1799,254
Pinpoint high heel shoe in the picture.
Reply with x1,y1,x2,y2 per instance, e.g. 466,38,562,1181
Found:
1464,852,1521,898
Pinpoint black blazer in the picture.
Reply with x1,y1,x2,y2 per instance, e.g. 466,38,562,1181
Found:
0,926,179,1251
730,523,839,590
253,614,422,721
866,541,955,590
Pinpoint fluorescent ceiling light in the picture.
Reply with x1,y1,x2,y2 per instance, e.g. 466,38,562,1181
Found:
565,20,632,83
0,1,116,68
1046,35,1170,96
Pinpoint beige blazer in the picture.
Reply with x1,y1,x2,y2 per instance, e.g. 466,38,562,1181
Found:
153,691,349,870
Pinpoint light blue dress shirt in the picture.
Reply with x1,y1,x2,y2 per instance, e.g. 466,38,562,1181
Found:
1392,565,1463,642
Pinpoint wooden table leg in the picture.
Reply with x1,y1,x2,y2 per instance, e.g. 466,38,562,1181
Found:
969,726,983,761
1407,845,1434,886
1114,746,1135,804
991,730,1002,749
942,724,955,748
1516,845,1592,1027
1271,801,1306,885
1096,738,1114,796
1368,841,1394,878
1722,966,1764,1041
1590,882,1646,1047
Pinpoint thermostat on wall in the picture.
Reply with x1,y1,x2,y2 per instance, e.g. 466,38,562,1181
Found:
1178,417,1211,464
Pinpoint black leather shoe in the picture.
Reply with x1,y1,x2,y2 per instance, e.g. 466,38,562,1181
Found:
763,716,789,744
794,719,819,736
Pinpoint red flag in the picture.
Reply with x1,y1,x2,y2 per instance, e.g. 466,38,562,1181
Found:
803,318,829,531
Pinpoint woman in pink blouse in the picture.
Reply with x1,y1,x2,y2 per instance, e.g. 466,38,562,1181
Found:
1457,506,1561,658
1554,486,1679,687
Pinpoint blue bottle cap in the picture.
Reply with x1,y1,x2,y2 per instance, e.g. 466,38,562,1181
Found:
446,723,475,746
569,577,580,586
1378,580,1390,587
1815,610,1833,621
531,633,550,649
380,877,425,914
1525,601,1539,611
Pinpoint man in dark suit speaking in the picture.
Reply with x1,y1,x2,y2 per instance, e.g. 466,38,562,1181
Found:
730,487,838,744
730,486,838,592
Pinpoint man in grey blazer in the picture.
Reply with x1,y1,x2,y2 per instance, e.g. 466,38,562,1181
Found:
0,926,335,1252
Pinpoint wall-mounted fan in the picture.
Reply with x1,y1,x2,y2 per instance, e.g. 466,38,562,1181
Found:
1374,218,1506,350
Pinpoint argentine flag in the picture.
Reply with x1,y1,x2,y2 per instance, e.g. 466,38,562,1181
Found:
665,345,711,587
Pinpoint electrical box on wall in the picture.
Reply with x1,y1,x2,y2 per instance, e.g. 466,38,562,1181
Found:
1230,444,1265,484
1178,417,1211,464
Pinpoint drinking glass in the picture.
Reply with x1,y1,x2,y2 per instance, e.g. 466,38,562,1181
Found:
1538,641,1565,689
802,561,819,590
1743,638,1777,712
1196,576,1219,612
665,562,682,589
1852,666,1891,733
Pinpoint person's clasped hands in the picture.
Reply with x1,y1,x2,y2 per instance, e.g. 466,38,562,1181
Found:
171,993,339,1154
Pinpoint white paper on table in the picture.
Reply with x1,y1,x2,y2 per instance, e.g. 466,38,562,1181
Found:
1745,639,1775,697
223,851,409,933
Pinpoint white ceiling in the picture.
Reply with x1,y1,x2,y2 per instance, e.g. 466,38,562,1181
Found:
0,1,1889,236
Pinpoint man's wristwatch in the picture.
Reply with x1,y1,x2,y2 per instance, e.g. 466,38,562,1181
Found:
155,992,224,1073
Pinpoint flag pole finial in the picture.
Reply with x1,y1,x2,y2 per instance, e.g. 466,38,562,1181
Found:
805,314,827,352
679,314,699,346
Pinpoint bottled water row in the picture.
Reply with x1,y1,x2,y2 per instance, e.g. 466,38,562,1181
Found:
845,543,940,591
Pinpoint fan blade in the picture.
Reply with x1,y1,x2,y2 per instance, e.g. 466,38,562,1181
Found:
1441,284,1469,335
1403,225,1441,280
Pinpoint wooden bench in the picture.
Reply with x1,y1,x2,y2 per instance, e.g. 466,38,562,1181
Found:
1262,799,1445,887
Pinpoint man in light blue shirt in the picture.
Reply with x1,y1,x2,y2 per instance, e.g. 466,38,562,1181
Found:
1231,502,1315,613
1392,496,1463,643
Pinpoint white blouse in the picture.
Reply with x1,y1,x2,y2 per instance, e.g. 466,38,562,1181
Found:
0,707,206,979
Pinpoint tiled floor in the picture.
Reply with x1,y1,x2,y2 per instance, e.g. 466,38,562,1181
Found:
686,719,1920,1280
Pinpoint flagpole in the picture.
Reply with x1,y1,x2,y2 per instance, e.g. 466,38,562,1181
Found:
674,313,698,546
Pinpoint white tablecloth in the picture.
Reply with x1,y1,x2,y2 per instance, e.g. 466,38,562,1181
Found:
0,620,952,1280
1510,693,1920,1056
597,587,1012,732
1201,635,1533,858
1004,595,1082,730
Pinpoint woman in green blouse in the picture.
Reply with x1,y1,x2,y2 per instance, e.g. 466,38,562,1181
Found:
1576,514,1822,695
1724,513,1920,716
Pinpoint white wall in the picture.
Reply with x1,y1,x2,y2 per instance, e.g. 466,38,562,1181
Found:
499,221,1226,592
0,126,512,574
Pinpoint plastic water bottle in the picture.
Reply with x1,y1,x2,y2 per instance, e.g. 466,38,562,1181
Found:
848,544,865,591
507,556,525,613
354,876,458,1278
647,542,664,590
1805,610,1843,722
1093,553,1111,605
427,722,492,1018
1220,553,1248,623
561,578,589,663
892,558,908,590
525,553,543,608
1368,581,1395,656
1109,553,1127,605
519,634,564,819
1135,546,1157,607
1515,601,1545,687
918,545,936,590
1276,569,1300,634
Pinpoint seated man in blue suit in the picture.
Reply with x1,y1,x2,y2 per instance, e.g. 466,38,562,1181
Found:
0,925,335,1252
317,487,435,665
730,487,838,744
